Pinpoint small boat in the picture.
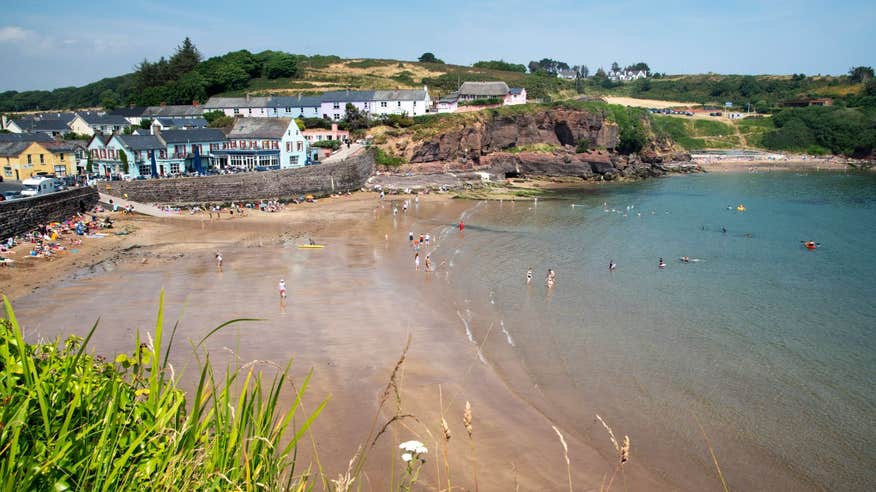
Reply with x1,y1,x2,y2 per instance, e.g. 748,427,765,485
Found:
736,204,746,212
803,241,817,250
297,244,325,249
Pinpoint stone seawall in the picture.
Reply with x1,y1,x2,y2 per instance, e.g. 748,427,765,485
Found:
0,187,98,241
108,150,375,204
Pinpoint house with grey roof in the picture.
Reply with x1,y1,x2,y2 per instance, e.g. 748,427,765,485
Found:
202,96,272,118
141,104,204,119
0,132,55,143
269,95,323,119
150,117,208,131
220,117,308,170
456,81,527,107
319,87,431,120
108,106,148,125
69,112,132,136
6,113,75,136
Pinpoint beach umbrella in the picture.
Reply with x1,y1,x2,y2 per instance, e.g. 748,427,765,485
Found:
150,150,159,178
193,144,203,175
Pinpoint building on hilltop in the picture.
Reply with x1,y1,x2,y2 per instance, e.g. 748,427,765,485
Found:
220,117,308,170
556,69,579,80
202,96,272,118
781,98,834,108
269,95,323,119
608,70,648,82
457,81,527,106
141,104,204,119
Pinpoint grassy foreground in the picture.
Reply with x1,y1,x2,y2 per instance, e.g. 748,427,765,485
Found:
0,293,325,491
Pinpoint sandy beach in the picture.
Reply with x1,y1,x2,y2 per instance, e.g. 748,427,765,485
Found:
2,192,676,491
698,158,865,173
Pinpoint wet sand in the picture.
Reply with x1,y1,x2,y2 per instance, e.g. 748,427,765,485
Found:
699,158,861,173
4,193,674,490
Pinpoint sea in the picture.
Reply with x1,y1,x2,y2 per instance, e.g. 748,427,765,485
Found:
432,171,876,491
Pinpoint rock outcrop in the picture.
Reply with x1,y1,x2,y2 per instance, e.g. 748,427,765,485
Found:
409,109,619,163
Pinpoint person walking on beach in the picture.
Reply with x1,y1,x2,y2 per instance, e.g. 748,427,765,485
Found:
459,220,464,232
215,250,223,272
414,252,420,271
425,233,430,246
526,268,533,284
279,279,287,303
409,231,414,242
425,255,432,272
546,269,556,288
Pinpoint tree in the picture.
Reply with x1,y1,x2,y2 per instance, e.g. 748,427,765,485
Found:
202,110,226,124
294,118,305,131
594,67,607,79
625,62,651,74
207,115,234,128
119,150,129,174
263,53,300,78
169,71,207,104
472,60,526,73
528,61,541,74
581,65,590,78
86,155,93,173
343,103,369,131
611,62,621,73
168,37,202,79
100,89,120,110
139,118,152,129
418,52,443,64
848,66,874,83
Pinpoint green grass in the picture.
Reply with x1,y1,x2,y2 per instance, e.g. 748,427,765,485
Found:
693,119,735,136
651,115,740,150
506,143,560,153
0,293,325,491
375,148,406,166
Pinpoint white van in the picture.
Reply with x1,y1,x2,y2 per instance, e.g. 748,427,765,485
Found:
19,177,59,197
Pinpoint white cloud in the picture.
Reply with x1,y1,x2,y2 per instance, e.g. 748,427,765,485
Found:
0,26,35,43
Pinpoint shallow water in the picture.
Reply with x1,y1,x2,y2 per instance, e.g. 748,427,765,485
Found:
435,172,876,491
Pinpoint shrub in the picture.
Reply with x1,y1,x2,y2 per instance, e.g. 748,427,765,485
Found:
375,148,405,166
311,139,342,150
459,98,502,106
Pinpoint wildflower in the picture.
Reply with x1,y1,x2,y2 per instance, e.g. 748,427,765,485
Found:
401,453,412,462
398,440,425,452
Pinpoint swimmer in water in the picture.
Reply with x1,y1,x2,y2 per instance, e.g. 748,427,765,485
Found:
681,256,690,263
609,260,617,271
546,269,556,288
658,258,666,269
526,268,533,284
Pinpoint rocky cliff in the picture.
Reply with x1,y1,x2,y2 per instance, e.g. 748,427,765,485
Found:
408,108,620,164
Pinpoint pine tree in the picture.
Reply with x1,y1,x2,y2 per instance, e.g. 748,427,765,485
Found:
169,37,202,79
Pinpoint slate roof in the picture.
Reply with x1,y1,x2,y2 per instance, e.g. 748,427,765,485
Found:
78,113,130,126
116,135,164,151
142,105,204,117
109,106,147,118
269,95,323,108
0,132,55,142
458,81,510,97
10,118,71,132
372,89,428,101
509,87,524,95
202,97,271,109
227,118,292,139
155,117,208,128
0,142,32,157
438,92,459,104
319,90,377,103
42,140,86,153
157,129,226,144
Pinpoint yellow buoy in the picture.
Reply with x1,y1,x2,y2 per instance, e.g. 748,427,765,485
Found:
736,204,746,212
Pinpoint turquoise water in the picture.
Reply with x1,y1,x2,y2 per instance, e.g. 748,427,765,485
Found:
439,172,876,491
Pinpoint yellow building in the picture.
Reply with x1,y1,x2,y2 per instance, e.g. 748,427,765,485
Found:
0,141,77,180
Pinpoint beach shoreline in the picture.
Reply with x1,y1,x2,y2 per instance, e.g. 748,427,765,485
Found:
3,191,678,490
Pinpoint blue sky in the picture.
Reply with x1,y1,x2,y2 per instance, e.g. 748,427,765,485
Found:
1,0,873,91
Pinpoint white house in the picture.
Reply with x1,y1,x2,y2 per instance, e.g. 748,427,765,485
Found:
436,93,459,113
220,117,308,170
556,69,578,80
318,87,432,120
457,82,527,106
202,96,272,118
6,113,75,136
268,95,323,119
69,112,131,136
608,70,648,82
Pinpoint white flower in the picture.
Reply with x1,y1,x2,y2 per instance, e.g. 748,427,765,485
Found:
401,453,413,462
398,440,425,452
414,445,428,455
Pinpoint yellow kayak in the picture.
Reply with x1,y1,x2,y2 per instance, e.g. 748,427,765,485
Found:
736,204,746,212
297,244,325,249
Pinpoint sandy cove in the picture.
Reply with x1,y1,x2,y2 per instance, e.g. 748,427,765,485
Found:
4,192,674,491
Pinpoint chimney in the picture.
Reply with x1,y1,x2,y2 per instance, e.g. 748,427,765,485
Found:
160,102,167,107
192,100,200,107
152,124,161,136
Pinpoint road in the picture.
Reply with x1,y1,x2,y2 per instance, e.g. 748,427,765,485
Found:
0,180,22,194
322,142,364,164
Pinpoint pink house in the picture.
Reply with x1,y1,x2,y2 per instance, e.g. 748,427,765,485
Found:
302,123,350,143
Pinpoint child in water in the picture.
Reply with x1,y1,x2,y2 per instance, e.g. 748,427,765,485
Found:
658,258,666,269
526,268,533,284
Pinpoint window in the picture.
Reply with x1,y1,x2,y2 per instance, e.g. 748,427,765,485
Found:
333,114,340,121
289,155,299,166
233,108,239,115
296,142,303,151
27,155,32,164
247,108,252,115
414,101,417,107
54,165,66,176
139,164,151,176
170,163,180,174
286,107,291,112
3,167,11,177
159,150,167,159
60,153,65,161
398,101,402,107
333,102,340,109
380,101,387,108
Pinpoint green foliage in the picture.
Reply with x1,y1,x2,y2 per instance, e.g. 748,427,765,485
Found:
119,151,129,173
418,52,443,64
100,89,121,110
848,66,874,83
376,113,415,128
472,60,527,73
528,58,569,75
300,117,332,129
63,132,92,141
390,71,416,86
344,103,369,131
294,118,305,131
201,110,225,124
374,148,406,166
311,139,342,150
139,118,152,129
459,97,502,106
346,59,395,69
506,143,559,153
762,106,876,156
207,115,234,128
262,52,301,79
85,155,93,173
576,139,590,153
0,294,323,491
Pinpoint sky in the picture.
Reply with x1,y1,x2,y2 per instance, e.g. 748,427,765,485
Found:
1,0,874,91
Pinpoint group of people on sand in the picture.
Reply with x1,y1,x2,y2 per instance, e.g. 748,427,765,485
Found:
410,231,435,272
